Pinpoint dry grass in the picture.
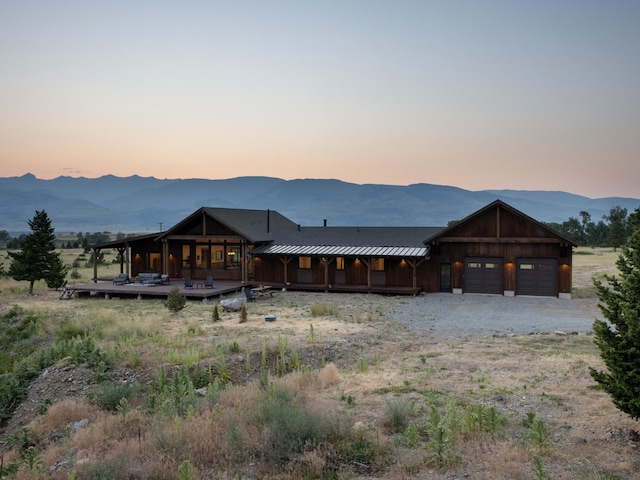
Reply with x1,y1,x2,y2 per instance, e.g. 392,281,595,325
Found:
1,246,639,479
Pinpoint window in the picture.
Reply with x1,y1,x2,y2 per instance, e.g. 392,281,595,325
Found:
182,245,191,267
371,258,384,271
336,257,344,270
195,246,209,268
485,263,497,269
149,253,161,271
299,256,311,269
467,262,481,269
520,263,534,270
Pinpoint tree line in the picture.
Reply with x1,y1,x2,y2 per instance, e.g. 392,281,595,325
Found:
0,230,136,250
544,205,640,248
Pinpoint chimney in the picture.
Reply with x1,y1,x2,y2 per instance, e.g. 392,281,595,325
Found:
323,219,327,227
267,209,270,233
297,224,300,231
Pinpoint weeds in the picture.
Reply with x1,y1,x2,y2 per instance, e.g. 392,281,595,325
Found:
533,455,551,479
259,384,337,459
310,303,338,317
307,323,318,342
89,381,141,411
384,397,414,432
527,416,554,454
424,405,456,468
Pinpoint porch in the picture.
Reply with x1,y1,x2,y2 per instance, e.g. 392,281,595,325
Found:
67,278,248,301
273,282,422,296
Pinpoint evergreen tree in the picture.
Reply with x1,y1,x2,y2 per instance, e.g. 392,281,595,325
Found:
590,228,640,420
605,206,628,250
8,210,67,294
165,287,186,314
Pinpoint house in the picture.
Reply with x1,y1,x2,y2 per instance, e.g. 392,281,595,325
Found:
92,200,577,298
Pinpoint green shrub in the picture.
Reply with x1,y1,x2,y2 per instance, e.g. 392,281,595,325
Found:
165,287,187,314
259,385,337,459
527,418,553,453
89,381,141,411
1,335,111,424
75,455,130,480
146,366,197,418
384,398,414,432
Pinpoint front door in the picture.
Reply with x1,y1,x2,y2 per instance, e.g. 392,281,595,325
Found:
440,263,452,292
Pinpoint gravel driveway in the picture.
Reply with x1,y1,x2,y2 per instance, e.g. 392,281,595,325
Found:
387,293,602,336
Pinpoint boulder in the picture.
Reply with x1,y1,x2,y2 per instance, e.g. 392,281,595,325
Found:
220,297,244,312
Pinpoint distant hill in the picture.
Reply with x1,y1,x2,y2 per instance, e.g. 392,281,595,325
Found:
1,173,638,234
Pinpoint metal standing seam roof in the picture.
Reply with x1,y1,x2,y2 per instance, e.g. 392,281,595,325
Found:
250,244,429,258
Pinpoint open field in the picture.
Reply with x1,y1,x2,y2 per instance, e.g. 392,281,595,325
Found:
0,247,638,479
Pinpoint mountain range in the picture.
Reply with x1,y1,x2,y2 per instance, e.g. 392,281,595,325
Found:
1,173,638,234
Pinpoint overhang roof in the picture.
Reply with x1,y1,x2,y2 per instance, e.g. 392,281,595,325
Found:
251,244,429,258
92,232,160,249
250,225,443,258
156,207,298,243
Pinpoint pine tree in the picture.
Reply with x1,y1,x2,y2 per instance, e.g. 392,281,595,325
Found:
8,210,67,294
165,287,187,314
589,228,640,420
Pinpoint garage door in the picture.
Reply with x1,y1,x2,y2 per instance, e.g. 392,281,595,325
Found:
516,258,558,296
464,257,503,294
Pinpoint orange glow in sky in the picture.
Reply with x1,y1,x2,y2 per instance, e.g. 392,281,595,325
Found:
1,2,639,199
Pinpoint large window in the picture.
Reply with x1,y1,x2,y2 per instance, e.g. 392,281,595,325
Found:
299,256,311,269
336,257,344,270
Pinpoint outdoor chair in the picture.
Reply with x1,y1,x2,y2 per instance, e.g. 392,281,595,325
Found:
184,277,193,288
204,276,214,288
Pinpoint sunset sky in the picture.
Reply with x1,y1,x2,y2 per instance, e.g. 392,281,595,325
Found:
1,1,639,199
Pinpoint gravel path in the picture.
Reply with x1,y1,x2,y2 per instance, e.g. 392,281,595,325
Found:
388,293,602,336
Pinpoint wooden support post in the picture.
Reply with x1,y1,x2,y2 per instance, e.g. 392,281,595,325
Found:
279,257,293,285
93,248,98,283
322,257,335,291
406,258,425,290
360,258,371,290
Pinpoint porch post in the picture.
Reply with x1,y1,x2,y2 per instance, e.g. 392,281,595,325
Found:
162,240,169,276
360,258,371,290
125,241,130,276
241,241,247,284
279,257,292,285
93,248,98,282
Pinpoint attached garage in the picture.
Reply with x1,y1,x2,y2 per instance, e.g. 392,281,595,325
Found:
516,258,558,296
464,257,503,294
425,200,577,298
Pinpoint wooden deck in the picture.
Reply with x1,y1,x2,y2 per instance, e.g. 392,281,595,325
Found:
66,279,247,301
63,278,422,301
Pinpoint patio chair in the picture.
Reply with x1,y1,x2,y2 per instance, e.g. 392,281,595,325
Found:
184,277,193,288
244,288,256,301
204,276,214,288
